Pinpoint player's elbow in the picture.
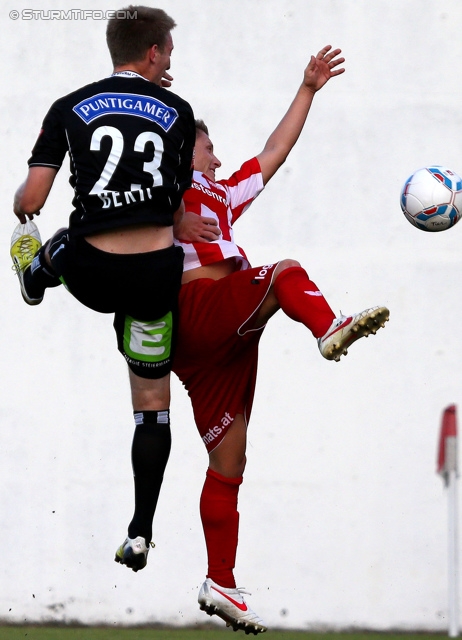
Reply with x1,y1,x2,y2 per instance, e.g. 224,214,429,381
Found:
16,166,57,215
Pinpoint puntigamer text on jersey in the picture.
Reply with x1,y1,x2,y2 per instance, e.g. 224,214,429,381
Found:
73,92,179,131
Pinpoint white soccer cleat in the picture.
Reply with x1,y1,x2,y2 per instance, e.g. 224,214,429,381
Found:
318,306,390,362
10,220,43,305
114,536,154,572
198,577,267,635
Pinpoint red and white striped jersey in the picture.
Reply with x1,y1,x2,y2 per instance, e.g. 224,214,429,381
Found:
175,157,264,271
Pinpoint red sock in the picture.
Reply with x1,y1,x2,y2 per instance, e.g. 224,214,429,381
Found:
199,468,243,588
273,266,336,338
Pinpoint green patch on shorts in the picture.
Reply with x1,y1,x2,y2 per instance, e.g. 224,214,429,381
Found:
123,312,173,363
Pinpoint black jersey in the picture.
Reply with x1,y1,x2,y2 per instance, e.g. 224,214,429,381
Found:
28,72,195,235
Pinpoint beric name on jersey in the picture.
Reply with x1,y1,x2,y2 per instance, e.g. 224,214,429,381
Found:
176,157,264,271
28,75,195,236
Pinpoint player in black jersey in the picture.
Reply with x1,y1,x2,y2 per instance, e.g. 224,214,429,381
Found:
11,6,195,571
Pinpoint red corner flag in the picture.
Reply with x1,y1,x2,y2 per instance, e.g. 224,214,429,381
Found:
437,404,458,485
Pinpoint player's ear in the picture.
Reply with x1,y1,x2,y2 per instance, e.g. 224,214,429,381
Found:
148,44,160,64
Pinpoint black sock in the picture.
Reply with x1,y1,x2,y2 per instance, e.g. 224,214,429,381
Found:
24,245,61,299
127,410,171,543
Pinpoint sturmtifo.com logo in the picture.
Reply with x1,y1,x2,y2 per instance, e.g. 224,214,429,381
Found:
9,9,137,20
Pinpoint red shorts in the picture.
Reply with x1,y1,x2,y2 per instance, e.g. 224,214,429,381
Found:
172,263,278,452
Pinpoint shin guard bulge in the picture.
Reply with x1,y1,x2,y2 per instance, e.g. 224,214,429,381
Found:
200,468,243,588
128,410,171,543
24,245,61,299
273,266,335,338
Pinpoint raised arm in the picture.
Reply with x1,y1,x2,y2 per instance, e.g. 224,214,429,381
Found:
256,45,345,185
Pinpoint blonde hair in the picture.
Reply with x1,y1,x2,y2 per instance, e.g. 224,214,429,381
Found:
195,119,209,136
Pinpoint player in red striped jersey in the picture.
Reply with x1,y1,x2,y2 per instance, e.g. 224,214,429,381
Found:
172,46,389,633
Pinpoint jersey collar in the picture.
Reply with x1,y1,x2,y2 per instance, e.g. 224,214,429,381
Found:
110,70,149,81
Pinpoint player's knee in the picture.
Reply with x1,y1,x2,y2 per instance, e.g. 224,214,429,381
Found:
272,259,303,284
275,259,301,275
129,370,171,411
209,452,246,478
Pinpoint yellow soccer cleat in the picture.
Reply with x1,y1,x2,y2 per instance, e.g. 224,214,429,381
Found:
114,536,154,572
11,220,43,305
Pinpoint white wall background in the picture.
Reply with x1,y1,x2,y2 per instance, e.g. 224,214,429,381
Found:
1,0,462,631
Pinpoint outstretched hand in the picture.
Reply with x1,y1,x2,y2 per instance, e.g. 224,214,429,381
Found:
303,45,345,93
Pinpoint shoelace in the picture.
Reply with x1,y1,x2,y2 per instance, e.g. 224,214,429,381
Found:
11,237,37,272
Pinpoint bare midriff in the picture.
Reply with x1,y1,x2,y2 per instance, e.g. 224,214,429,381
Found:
85,223,174,254
181,256,240,284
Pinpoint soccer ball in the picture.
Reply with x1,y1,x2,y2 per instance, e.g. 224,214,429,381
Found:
400,165,462,232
